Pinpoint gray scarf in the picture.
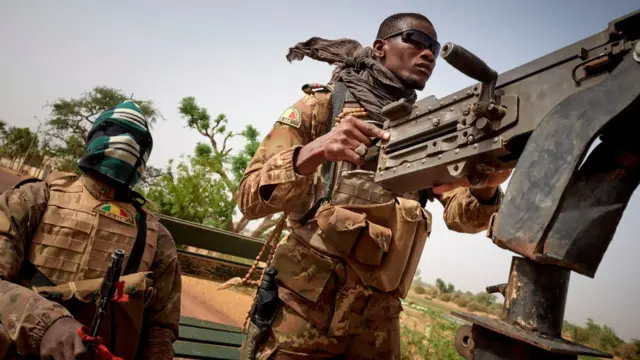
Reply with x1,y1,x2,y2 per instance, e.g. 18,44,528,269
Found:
286,37,417,124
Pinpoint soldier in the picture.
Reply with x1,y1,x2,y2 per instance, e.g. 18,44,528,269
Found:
237,12,511,360
0,100,182,360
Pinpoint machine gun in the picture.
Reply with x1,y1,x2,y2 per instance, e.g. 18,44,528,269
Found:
369,9,640,360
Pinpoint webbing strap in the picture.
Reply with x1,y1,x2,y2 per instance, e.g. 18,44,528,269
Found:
123,192,148,276
298,81,347,226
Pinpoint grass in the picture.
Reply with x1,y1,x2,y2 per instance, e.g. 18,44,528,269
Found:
400,291,631,360
399,299,465,360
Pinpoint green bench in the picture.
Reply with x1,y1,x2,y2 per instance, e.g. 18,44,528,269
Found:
174,316,244,359
158,215,263,359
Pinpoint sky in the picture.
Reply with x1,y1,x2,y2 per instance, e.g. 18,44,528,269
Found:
2,0,639,341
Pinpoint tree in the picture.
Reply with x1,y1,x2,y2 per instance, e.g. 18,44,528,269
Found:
0,120,8,146
435,278,447,294
0,126,40,168
473,292,497,307
144,97,281,238
43,86,162,173
446,283,455,294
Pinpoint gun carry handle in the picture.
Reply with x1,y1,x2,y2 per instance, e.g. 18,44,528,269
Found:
441,42,498,84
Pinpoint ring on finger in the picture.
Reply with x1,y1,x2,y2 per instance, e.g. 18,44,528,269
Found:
354,143,367,156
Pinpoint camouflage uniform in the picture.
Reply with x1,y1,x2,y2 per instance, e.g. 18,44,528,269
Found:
237,85,502,359
0,173,181,360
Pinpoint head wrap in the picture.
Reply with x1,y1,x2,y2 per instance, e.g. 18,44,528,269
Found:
286,37,417,124
78,100,153,189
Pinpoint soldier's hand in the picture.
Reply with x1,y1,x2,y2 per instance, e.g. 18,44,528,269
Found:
295,115,390,175
40,317,91,360
432,168,512,197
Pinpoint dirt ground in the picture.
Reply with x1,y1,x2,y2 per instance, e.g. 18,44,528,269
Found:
0,167,253,327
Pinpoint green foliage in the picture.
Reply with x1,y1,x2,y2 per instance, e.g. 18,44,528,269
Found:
446,283,455,294
435,278,447,293
143,96,276,236
424,287,439,299
43,86,162,173
144,156,235,228
466,301,489,313
0,127,38,159
230,125,260,183
414,286,426,295
0,120,8,146
439,293,453,302
612,340,640,360
409,279,639,359
400,304,461,359
0,125,45,170
453,297,469,308
473,292,497,307
562,318,629,357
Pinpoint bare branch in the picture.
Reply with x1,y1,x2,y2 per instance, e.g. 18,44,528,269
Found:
250,214,282,238
233,216,250,233
220,132,235,155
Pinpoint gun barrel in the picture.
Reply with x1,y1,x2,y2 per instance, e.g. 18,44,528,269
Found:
89,249,126,337
441,42,497,83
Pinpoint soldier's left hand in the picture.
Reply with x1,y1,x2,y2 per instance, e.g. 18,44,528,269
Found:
40,317,91,360
432,168,512,195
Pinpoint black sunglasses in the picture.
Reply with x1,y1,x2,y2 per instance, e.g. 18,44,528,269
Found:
383,29,441,58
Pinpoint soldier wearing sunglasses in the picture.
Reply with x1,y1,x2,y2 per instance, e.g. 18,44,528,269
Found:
237,13,510,359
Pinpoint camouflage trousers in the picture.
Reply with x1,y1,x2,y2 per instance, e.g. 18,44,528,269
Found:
254,237,403,360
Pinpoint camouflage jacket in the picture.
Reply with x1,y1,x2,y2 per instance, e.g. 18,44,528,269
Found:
237,84,502,234
0,176,181,359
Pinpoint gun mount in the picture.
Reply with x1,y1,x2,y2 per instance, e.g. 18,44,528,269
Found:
372,9,640,360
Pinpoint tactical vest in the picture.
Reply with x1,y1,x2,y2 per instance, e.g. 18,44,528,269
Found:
25,172,159,360
28,173,159,283
284,84,432,299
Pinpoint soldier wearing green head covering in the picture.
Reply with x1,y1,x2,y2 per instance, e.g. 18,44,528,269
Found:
0,100,182,360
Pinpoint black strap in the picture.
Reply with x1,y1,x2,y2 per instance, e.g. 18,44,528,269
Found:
298,81,347,226
123,194,148,275
21,261,56,287
12,177,43,189
418,189,436,208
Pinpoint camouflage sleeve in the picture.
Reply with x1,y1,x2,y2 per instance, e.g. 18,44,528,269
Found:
437,187,503,234
0,181,73,355
237,92,331,220
137,222,182,360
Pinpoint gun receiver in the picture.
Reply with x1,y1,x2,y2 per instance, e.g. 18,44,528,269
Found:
385,10,640,360
374,10,640,194
89,249,126,338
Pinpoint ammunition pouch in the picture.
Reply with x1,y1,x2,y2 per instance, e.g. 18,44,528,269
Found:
315,197,431,298
32,272,155,360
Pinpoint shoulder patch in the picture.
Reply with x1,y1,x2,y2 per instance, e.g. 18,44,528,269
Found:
277,106,302,128
94,203,136,226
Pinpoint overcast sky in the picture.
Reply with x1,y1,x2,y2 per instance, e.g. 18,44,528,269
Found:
2,0,639,341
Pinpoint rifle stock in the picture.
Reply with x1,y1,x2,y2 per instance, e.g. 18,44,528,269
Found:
373,9,640,194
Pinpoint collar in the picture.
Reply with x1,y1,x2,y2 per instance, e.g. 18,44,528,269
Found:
80,175,117,201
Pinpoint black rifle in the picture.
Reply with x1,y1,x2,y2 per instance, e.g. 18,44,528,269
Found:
88,249,126,351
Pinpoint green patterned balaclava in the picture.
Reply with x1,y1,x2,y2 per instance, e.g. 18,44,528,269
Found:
78,100,153,189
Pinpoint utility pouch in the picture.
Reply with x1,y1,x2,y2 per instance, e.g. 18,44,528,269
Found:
315,197,431,298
